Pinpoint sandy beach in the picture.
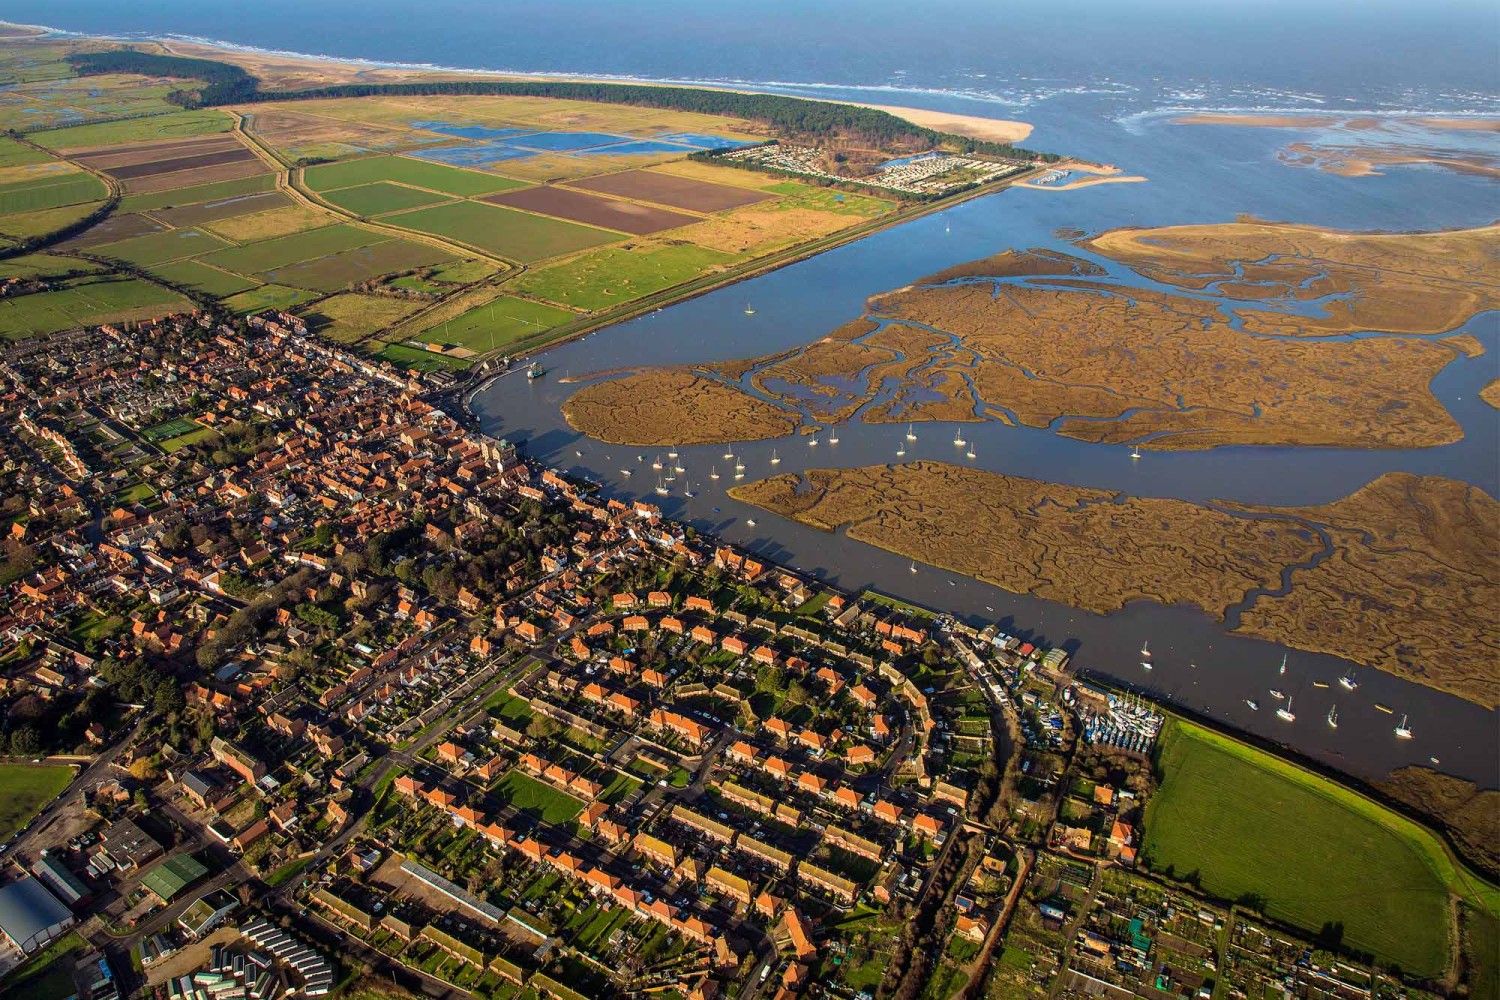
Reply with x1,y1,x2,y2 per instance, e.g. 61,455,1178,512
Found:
1175,111,1500,132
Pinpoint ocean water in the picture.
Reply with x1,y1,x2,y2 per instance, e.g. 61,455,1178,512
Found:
13,2,1500,782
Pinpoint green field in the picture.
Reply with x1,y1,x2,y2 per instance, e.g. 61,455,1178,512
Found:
419,295,576,352
386,201,615,262
198,224,385,274
266,239,454,292
33,109,234,150
95,227,232,267
304,156,527,197
0,763,72,840
150,259,262,296
428,260,498,284
765,181,895,216
222,284,314,315
0,172,108,215
321,181,452,216
376,342,470,372
143,417,200,441
493,769,584,825
0,254,104,280
1144,719,1499,977
0,138,53,168
513,242,739,310
0,277,190,338
121,174,278,214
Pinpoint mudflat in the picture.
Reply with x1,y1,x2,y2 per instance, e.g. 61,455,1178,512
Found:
731,463,1499,706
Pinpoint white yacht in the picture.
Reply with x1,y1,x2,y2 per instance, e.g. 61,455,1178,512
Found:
1326,705,1338,729
1131,446,1142,460
906,423,917,441
770,449,780,466
1338,671,1358,691
1395,715,1414,739
953,428,966,447
1276,697,1296,723
1140,641,1151,659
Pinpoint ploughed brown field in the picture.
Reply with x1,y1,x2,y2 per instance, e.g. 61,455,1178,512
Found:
105,147,259,181
567,169,774,213
481,185,701,235
122,160,271,195
57,212,165,248
67,134,245,167
732,463,1500,706
150,191,294,228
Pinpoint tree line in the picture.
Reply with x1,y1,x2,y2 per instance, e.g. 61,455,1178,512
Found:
64,49,1056,160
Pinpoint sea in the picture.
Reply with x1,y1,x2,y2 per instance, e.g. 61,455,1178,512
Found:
12,0,1499,785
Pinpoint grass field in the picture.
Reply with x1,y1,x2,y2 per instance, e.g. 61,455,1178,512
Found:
121,173,278,214
0,138,53,168
321,182,452,216
0,254,104,280
203,205,335,242
95,227,232,267
386,201,615,261
0,172,108,215
198,224,384,274
34,109,233,150
376,342,470,372
418,294,576,352
0,201,107,240
304,155,526,197
267,240,455,292
1144,718,1499,977
492,769,584,825
0,277,190,338
222,284,314,314
143,417,200,441
513,242,738,310
149,259,262,297
0,762,72,840
297,293,423,342
427,260,498,284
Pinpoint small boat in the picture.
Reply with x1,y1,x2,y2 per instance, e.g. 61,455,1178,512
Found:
664,473,676,482
1374,703,1394,714
683,485,696,498
953,428,966,447
654,482,669,497
1338,671,1358,691
668,448,678,459
637,454,645,462
1140,641,1151,659
966,445,976,459
1326,705,1338,729
734,470,745,480
620,468,633,477
1244,699,1260,711
526,362,546,380
830,429,840,444
1278,653,1287,676
896,441,907,456
1429,756,1441,765
674,463,685,473
1312,681,1329,689
1269,688,1286,700
735,458,745,472
808,436,819,446
744,304,756,316
1276,696,1296,723
1140,661,1152,671
746,518,756,526
1130,446,1141,460
909,561,918,574
770,449,780,466
652,456,663,471
906,423,917,441
1395,715,1414,739
710,466,719,480
724,448,735,460
574,449,583,457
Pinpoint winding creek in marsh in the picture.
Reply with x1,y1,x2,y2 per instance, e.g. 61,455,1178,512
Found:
473,103,1500,788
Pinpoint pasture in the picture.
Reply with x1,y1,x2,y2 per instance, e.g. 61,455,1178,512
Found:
514,242,738,311
0,202,106,240
222,284,314,315
1144,718,1498,977
0,254,103,280
304,155,525,197
264,240,455,292
150,191,292,229
57,212,165,248
149,259,261,297
483,185,699,235
418,295,577,352
297,293,424,343
387,201,615,261
197,224,385,274
0,172,108,215
119,174,278,214
203,205,335,242
0,277,189,338
320,182,451,216
95,227,232,267
35,109,234,150
569,168,773,212
0,762,72,840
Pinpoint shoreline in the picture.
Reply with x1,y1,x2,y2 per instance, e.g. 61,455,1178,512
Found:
1174,111,1500,131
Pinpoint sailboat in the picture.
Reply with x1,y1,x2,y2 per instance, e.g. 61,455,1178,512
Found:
896,440,906,457
664,471,676,482
746,517,756,526
654,479,669,496
953,428,966,447
1278,653,1287,676
744,304,756,316
1276,696,1296,722
1338,671,1358,691
906,423,917,441
709,466,719,480
770,449,780,466
829,428,840,444
674,463,686,473
734,457,745,472
683,483,696,498
621,468,633,477
1269,688,1286,700
1326,705,1338,729
1140,659,1152,671
651,455,663,471
909,561,917,574
1244,698,1260,711
668,447,678,459
808,435,819,446
734,469,745,480
1395,715,1414,739
1130,446,1142,460
966,443,976,459
1140,641,1151,659
724,447,735,460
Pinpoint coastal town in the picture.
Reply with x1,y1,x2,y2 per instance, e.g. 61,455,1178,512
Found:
0,307,1460,1000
